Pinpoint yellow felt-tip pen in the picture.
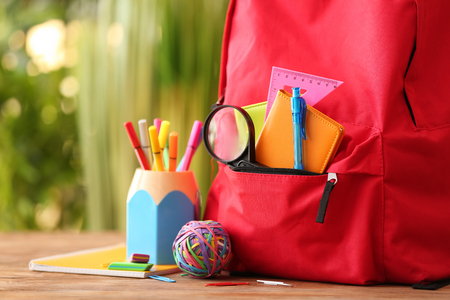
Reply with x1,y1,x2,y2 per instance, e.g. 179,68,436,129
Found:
149,125,164,171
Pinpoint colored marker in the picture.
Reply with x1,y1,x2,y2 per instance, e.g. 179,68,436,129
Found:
128,253,150,263
107,262,153,271
177,127,202,171
124,121,150,170
169,132,178,172
205,282,250,287
138,119,153,170
154,118,162,133
178,121,203,171
158,120,170,169
291,87,307,170
149,125,165,171
164,138,170,167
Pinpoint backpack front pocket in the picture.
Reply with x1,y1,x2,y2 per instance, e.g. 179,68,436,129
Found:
209,166,385,285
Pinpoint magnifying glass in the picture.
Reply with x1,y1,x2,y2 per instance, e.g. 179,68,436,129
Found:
203,105,265,168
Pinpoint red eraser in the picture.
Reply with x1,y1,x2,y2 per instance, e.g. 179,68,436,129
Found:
127,253,150,263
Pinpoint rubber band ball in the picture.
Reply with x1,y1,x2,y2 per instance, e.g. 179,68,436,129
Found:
172,220,232,278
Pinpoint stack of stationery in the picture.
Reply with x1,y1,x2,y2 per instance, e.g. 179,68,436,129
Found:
254,89,344,173
29,244,179,279
125,118,201,266
241,67,345,173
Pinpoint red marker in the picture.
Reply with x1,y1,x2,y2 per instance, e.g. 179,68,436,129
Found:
124,121,150,170
205,282,250,287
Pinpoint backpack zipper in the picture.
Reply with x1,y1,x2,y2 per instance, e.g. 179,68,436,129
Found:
230,165,321,176
316,173,337,223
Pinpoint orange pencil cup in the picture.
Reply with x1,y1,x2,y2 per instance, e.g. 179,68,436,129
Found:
126,169,200,265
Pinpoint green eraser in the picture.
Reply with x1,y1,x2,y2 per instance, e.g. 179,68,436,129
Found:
107,262,153,271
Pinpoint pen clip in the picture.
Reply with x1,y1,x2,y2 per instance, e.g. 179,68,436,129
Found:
300,97,307,140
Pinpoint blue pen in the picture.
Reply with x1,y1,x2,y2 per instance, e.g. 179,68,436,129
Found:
291,87,307,170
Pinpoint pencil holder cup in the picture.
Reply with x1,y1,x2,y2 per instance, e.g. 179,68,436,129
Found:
126,169,200,265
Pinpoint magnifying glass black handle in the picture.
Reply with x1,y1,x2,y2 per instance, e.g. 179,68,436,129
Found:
203,104,266,168
236,160,267,168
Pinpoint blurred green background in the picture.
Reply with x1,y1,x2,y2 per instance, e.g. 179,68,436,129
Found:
0,0,228,231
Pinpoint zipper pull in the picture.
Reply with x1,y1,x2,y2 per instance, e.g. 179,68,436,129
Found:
327,172,338,185
316,173,337,223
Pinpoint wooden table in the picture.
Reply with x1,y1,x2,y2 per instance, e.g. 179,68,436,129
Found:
0,232,448,299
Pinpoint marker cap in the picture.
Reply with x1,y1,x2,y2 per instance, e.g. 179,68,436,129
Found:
169,132,178,158
124,121,140,149
159,121,170,149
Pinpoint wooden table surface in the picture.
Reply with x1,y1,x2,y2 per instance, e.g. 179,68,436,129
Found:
0,232,448,299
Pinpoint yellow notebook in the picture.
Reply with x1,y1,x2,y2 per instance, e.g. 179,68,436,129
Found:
242,101,267,141
29,244,179,278
255,90,345,173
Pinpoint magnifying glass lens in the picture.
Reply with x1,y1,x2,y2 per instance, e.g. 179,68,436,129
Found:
206,106,249,162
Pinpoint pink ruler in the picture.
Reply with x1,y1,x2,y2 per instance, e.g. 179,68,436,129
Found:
265,67,344,120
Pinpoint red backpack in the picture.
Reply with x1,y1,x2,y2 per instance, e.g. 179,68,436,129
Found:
204,0,450,288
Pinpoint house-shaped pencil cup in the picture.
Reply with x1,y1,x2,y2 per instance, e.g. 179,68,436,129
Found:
126,169,200,265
